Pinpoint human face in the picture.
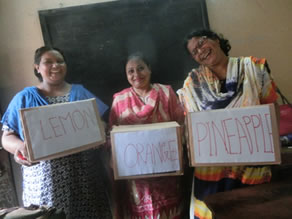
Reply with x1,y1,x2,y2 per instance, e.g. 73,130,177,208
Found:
126,58,151,90
35,50,67,85
187,36,225,67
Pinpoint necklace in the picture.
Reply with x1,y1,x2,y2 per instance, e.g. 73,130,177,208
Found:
133,84,152,97
132,84,152,104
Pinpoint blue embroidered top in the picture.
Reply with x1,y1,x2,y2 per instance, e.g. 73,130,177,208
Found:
1,84,108,140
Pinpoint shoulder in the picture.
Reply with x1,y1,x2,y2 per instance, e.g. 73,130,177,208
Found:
182,68,199,84
15,86,37,96
185,68,197,77
70,84,96,101
153,83,172,91
1,87,38,122
233,56,268,74
10,87,38,104
250,56,267,65
153,83,176,97
241,56,267,67
71,84,86,91
111,88,132,113
113,87,132,99
70,84,94,98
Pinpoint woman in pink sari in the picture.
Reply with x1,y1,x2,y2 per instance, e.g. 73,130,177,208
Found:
109,52,186,218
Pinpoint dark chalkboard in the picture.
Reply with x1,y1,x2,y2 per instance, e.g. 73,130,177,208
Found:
39,0,209,107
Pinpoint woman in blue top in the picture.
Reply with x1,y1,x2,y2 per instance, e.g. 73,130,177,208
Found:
1,46,111,218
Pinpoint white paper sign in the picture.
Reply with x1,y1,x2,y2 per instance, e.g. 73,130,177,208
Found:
20,98,105,161
188,104,280,165
113,125,181,177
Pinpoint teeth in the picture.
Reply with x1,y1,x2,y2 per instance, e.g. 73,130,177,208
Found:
201,49,211,60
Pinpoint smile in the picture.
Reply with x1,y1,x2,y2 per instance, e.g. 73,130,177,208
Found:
200,49,211,61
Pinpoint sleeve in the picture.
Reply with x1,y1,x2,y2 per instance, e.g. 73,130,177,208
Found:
259,61,278,104
95,97,109,116
1,92,25,139
168,86,185,125
71,84,109,116
176,73,200,112
109,95,119,128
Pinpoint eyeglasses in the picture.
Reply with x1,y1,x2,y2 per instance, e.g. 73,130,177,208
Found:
41,60,65,66
190,36,207,57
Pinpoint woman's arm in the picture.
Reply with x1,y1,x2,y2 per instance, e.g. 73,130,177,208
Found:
109,97,119,128
1,131,31,166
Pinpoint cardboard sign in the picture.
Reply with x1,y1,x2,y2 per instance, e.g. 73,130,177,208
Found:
111,122,183,180
187,104,281,166
20,98,105,162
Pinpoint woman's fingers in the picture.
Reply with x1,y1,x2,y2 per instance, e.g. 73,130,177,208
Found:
14,148,32,166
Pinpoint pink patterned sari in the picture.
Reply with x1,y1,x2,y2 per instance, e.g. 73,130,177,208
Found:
110,83,185,219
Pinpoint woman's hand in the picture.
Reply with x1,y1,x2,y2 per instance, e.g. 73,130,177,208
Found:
2,130,32,166
13,142,32,166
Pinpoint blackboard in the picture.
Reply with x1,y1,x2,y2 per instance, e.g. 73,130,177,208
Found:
39,0,209,107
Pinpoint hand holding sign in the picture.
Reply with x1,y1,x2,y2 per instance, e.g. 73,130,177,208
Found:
14,141,32,166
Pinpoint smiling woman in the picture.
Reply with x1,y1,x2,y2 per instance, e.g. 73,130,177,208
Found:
125,54,152,98
185,31,229,80
108,52,186,218
36,52,66,81
178,29,279,219
1,46,111,218
34,47,71,97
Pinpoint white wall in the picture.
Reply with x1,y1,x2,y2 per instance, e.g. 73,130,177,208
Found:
206,0,292,101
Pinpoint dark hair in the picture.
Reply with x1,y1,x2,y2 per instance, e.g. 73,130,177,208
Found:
126,52,151,69
184,29,231,56
34,46,66,82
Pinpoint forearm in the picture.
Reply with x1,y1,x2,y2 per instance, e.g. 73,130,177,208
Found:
1,131,23,155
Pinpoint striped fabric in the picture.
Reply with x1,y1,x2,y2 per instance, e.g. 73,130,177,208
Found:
109,83,185,219
110,83,184,126
194,166,271,184
178,56,278,219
